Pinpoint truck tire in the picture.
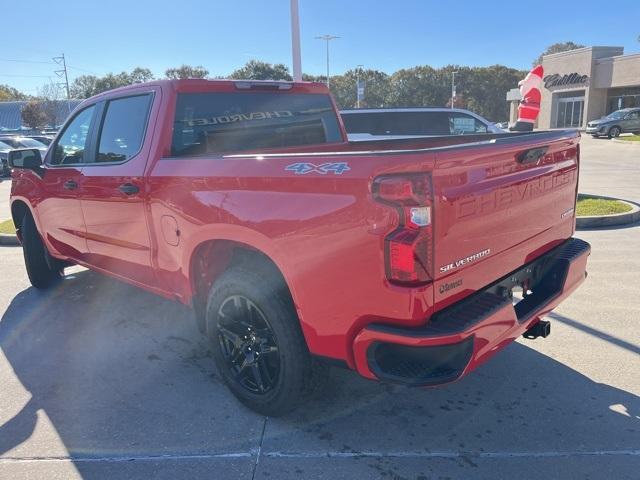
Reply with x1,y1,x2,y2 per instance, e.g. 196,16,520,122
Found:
21,212,62,289
205,264,326,416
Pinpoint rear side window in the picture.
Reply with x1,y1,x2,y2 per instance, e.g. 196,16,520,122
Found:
171,92,342,156
96,94,152,163
342,111,451,136
448,113,487,134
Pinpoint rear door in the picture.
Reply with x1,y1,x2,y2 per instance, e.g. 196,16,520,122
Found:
79,90,157,286
625,110,640,132
38,104,97,259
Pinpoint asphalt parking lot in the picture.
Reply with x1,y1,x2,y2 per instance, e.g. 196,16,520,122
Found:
0,135,638,479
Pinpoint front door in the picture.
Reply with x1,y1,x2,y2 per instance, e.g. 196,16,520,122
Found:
79,91,157,287
38,104,97,260
556,97,584,128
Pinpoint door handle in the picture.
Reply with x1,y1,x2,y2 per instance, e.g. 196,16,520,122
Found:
118,183,140,195
63,180,78,190
517,146,549,165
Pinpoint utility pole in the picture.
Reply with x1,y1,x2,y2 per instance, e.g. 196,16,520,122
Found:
290,0,302,81
53,53,71,114
315,34,339,87
450,70,458,109
356,64,364,108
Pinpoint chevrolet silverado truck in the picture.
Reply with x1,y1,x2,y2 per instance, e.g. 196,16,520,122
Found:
8,79,590,416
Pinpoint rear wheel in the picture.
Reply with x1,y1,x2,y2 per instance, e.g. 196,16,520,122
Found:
21,213,63,289
205,264,326,416
608,126,621,138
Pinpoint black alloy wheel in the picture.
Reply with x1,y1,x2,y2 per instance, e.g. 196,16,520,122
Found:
216,295,280,395
205,263,328,416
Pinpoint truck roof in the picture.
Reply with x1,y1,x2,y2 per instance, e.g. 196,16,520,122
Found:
85,78,330,101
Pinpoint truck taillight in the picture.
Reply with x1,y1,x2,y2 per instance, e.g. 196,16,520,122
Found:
373,174,434,285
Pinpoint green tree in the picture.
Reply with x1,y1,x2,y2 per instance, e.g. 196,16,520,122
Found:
388,65,453,107
130,67,155,83
327,69,390,109
533,41,585,66
230,60,292,81
461,65,526,121
165,65,209,79
70,67,155,98
69,75,99,98
0,84,28,101
21,101,48,129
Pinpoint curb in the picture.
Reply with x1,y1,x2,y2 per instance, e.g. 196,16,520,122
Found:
611,138,640,146
576,194,640,229
0,232,20,246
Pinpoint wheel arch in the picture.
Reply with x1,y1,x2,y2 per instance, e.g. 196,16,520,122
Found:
10,198,34,241
187,236,299,336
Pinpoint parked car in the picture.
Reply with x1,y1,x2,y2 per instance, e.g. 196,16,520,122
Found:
0,136,48,151
586,108,640,138
27,135,55,146
0,140,12,176
340,107,504,140
9,79,589,416
0,137,48,176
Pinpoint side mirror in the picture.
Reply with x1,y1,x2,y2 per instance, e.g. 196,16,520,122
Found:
8,148,43,172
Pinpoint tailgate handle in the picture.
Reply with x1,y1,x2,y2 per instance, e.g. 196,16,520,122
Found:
517,146,548,164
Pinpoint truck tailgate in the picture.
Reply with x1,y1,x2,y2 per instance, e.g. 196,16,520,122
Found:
431,131,580,307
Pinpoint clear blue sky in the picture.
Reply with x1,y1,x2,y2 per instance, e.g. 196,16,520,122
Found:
2,0,639,94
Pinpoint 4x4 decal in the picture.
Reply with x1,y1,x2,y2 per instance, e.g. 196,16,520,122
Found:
285,162,351,175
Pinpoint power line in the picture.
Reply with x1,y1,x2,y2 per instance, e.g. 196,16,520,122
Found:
66,65,98,74
0,74,52,78
0,58,54,65
0,57,99,74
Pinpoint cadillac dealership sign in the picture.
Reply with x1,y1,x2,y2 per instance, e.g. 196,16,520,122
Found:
543,73,589,89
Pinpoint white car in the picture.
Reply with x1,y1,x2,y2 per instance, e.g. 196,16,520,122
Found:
340,108,504,141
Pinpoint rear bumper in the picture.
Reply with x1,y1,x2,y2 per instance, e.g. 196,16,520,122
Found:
352,237,590,386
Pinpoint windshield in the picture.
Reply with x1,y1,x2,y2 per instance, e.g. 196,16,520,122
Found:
605,111,626,120
17,138,46,148
0,140,12,150
171,92,343,156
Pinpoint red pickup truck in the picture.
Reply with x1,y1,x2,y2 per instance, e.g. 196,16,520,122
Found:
8,79,590,415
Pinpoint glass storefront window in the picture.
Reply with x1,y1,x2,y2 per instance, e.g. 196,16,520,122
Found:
608,95,640,113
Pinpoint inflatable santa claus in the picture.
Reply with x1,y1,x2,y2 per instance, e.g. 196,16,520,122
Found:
510,65,544,132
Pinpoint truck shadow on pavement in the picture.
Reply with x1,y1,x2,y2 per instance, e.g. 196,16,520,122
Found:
0,269,638,477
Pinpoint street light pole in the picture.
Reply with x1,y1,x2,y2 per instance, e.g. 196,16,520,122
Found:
451,71,458,109
356,64,364,108
290,0,302,81
315,34,339,87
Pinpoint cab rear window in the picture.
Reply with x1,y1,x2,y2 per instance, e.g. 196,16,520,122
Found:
171,92,343,156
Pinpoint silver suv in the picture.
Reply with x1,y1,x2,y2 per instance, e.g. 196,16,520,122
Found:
586,108,640,138
340,108,503,141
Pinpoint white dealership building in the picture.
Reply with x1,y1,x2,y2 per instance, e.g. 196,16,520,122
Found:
507,46,640,128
